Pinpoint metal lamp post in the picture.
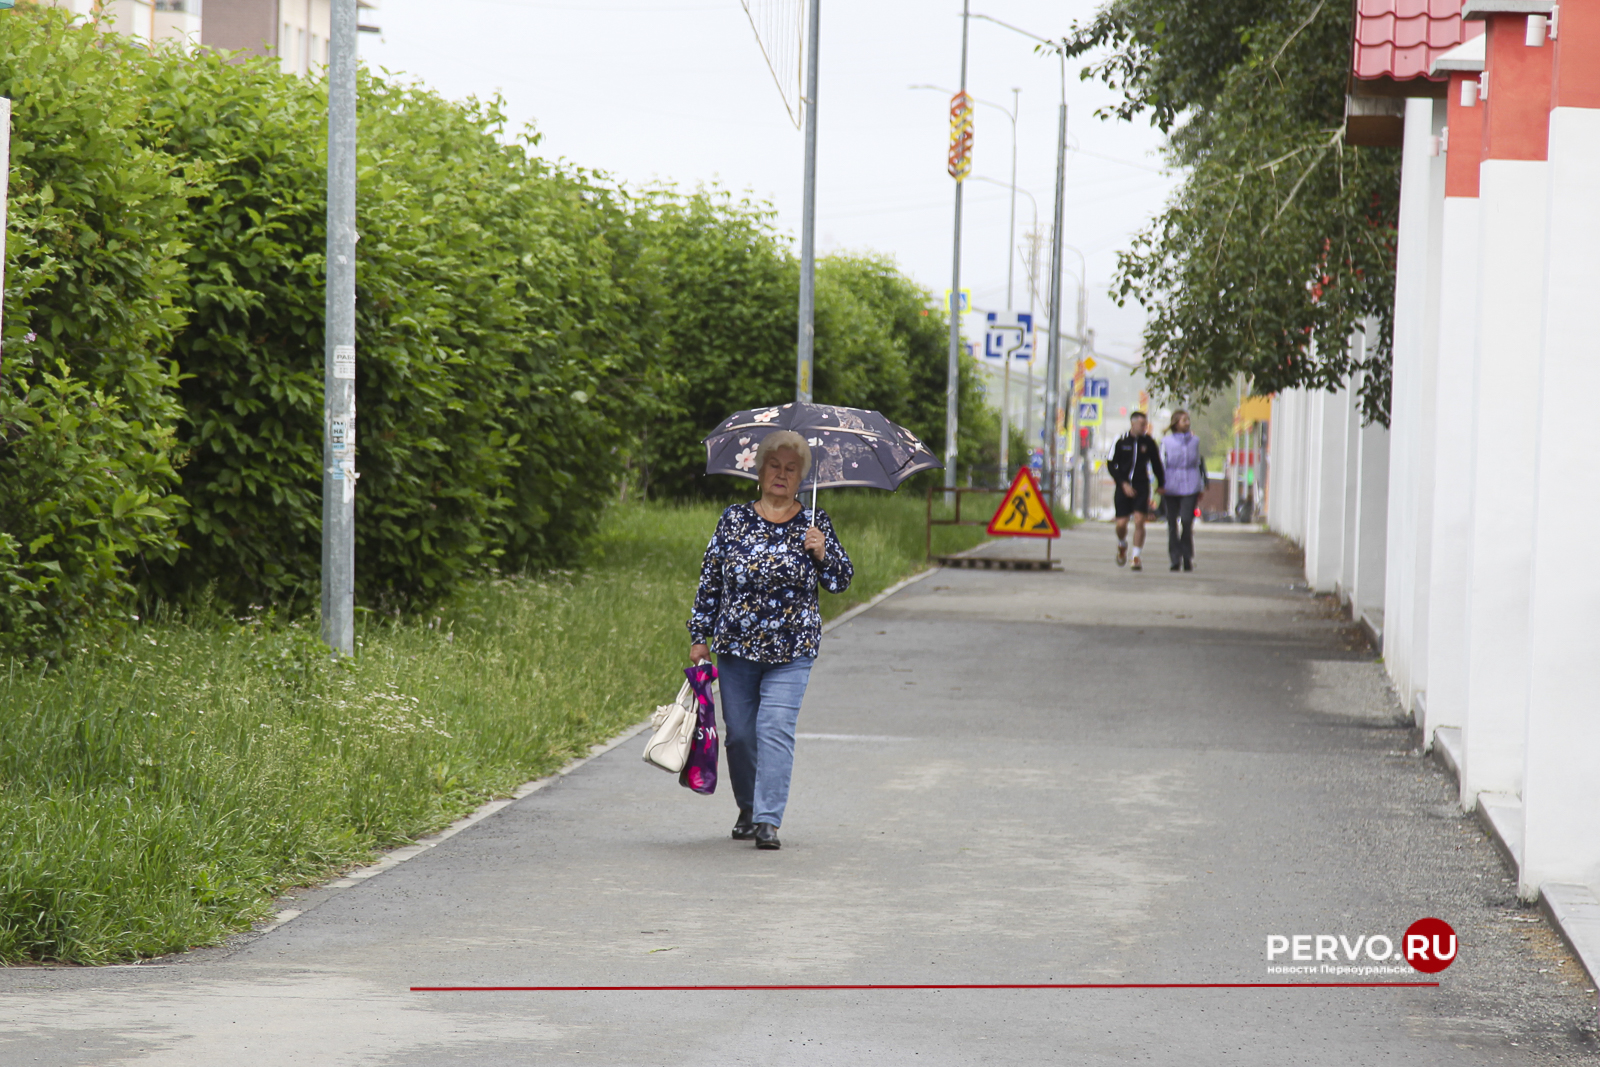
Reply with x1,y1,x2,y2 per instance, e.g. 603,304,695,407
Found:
322,0,357,656
912,84,1023,485
944,1,973,496
796,0,821,403
966,171,1029,483
971,12,1069,503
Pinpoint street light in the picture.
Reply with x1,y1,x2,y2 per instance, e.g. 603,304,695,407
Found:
797,0,821,404
1060,243,1087,340
909,85,1021,311
1052,242,1093,517
323,0,358,656
971,11,1069,502
943,2,973,498
964,170,1036,483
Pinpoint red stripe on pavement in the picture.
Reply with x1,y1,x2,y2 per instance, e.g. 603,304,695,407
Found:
411,982,1440,992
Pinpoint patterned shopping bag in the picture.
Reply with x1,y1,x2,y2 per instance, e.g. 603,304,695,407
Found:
678,661,719,795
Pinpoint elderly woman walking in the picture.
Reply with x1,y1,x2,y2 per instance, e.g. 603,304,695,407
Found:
688,430,852,850
1160,409,1207,572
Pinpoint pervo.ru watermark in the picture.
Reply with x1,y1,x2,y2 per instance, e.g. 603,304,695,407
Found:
1265,918,1457,976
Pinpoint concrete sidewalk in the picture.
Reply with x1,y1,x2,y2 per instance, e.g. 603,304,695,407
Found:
2,524,1595,1064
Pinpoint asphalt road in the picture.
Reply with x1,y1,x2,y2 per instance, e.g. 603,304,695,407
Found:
3,523,1596,1065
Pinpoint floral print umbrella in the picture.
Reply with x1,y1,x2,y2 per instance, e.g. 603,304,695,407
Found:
703,403,942,491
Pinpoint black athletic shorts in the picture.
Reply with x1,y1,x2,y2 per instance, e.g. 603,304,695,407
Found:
1113,485,1150,518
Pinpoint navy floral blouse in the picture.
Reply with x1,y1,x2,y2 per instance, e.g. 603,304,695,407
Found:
687,503,853,664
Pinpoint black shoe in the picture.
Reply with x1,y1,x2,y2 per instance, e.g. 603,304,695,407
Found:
1182,559,1193,572
732,808,755,840
754,822,781,850
1170,562,1180,571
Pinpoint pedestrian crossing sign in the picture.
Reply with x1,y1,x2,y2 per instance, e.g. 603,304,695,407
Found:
986,467,1061,539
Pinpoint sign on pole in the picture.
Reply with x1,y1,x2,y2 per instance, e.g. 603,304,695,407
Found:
947,90,973,181
983,310,1034,362
987,467,1061,538
943,288,972,314
1076,398,1104,427
1083,377,1109,398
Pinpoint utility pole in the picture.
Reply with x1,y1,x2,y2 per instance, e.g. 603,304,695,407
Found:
909,82,1019,488
1077,327,1095,518
970,13,1071,504
999,86,1020,486
945,0,972,495
0,98,10,353
1004,88,1019,311
1044,101,1067,504
795,0,820,403
322,0,357,656
1022,226,1042,459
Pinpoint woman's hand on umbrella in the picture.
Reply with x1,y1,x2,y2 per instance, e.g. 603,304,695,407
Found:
690,643,710,664
803,526,826,562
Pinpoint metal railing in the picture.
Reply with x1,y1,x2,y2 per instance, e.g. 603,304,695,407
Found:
924,485,1056,567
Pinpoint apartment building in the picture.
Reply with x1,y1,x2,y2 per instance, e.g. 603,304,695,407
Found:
36,1,378,76
202,0,332,76
38,1,202,48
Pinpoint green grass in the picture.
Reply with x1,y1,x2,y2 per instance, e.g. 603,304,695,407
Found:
0,494,990,964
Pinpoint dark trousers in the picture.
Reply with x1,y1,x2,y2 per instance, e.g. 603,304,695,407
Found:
1165,493,1199,566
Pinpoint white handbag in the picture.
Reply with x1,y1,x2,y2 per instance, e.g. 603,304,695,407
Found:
642,678,699,773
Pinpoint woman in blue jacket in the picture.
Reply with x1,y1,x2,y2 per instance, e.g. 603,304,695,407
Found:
1159,410,1207,571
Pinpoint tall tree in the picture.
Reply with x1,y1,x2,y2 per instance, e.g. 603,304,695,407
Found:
1062,0,1400,422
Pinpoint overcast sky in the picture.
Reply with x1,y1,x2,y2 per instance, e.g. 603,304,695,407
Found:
358,0,1179,360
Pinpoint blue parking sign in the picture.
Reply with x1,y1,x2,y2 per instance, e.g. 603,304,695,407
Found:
983,310,1035,362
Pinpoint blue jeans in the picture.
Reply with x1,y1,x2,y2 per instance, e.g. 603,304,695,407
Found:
716,653,815,828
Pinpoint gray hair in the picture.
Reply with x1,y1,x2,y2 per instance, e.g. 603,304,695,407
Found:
754,430,812,479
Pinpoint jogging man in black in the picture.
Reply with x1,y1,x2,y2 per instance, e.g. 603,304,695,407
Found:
1106,412,1165,571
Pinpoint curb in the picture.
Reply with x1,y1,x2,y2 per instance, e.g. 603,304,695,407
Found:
1540,885,1600,998
1428,733,1600,997
821,567,938,634
255,717,656,934
255,562,939,935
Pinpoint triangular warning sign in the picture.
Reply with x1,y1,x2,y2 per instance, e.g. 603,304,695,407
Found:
986,468,1060,539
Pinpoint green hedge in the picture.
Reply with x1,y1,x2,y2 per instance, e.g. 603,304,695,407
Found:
0,12,191,658
142,56,640,607
0,7,1004,655
622,193,1003,500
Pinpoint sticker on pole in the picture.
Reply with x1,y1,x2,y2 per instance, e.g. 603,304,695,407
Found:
987,467,1060,539
333,344,356,380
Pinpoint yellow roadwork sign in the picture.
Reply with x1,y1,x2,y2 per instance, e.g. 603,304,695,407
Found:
987,468,1061,539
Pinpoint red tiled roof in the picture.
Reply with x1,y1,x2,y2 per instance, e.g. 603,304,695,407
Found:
1353,0,1467,84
